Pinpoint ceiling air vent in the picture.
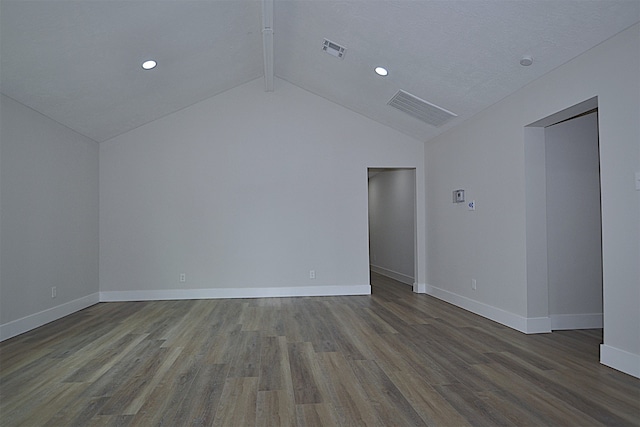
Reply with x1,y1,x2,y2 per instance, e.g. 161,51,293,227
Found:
323,39,346,59
388,90,457,127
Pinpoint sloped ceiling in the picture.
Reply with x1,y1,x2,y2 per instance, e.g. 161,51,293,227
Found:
1,0,638,143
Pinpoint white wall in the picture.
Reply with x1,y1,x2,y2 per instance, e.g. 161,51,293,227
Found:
0,94,99,340
426,24,639,377
368,169,415,285
545,112,603,328
99,78,426,299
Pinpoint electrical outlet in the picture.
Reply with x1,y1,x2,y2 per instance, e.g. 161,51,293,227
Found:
471,279,477,290
51,286,57,298
179,273,186,283
309,270,315,279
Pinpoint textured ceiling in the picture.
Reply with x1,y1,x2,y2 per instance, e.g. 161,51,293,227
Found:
1,0,639,143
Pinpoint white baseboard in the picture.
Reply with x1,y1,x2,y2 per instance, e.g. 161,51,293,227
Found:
414,282,426,294
425,284,551,334
0,293,100,342
600,344,640,379
551,313,603,330
525,316,553,334
100,284,371,302
370,265,414,286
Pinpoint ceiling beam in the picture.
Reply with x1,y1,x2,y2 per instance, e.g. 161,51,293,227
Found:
262,0,274,92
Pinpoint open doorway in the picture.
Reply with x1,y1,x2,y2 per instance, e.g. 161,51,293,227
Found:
367,168,417,292
545,110,602,329
525,97,603,333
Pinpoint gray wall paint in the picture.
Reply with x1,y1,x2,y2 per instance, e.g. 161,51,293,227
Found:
426,24,639,368
545,112,602,317
368,169,415,284
0,94,99,325
524,126,549,320
99,78,426,294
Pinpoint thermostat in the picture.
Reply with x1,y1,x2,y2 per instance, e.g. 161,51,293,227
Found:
453,189,465,203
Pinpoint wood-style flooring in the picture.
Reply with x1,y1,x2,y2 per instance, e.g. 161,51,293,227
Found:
1,272,639,426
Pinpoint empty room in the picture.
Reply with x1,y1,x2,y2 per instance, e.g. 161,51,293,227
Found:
1,0,639,425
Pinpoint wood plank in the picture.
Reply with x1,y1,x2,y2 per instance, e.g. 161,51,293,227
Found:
316,352,379,426
256,390,295,427
385,370,472,426
258,335,286,391
349,359,427,426
212,377,258,426
295,403,339,426
3,382,86,426
127,350,199,425
165,363,228,425
226,330,262,378
287,342,326,405
433,383,517,427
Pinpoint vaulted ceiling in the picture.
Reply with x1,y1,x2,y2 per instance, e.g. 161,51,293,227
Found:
1,0,638,143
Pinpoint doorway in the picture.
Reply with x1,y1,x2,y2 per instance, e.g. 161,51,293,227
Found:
525,97,603,332
367,168,417,290
545,110,603,329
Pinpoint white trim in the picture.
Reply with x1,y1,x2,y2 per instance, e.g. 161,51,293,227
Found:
425,284,551,334
600,344,640,379
370,265,414,286
100,284,371,302
414,282,426,294
551,313,603,330
525,316,553,334
0,293,100,342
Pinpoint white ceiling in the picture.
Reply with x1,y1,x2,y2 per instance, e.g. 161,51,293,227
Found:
1,0,638,143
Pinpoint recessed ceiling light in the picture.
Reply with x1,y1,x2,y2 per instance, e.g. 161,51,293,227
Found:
375,66,388,76
142,60,157,70
520,56,533,66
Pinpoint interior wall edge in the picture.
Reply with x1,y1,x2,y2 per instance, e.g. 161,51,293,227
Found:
600,344,640,379
0,293,100,342
550,313,603,331
425,283,552,334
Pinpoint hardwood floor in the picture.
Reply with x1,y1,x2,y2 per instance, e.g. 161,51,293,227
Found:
1,272,639,426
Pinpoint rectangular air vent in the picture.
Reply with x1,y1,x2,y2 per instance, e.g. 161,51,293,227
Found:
323,39,346,59
388,90,457,127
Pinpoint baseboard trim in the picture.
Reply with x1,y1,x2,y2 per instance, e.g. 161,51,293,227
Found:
0,293,100,342
100,284,371,302
551,313,603,330
425,284,551,334
600,344,640,379
414,283,427,294
370,265,414,286
526,316,553,334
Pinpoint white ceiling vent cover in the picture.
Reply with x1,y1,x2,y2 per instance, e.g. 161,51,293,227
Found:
323,39,346,59
388,90,457,127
